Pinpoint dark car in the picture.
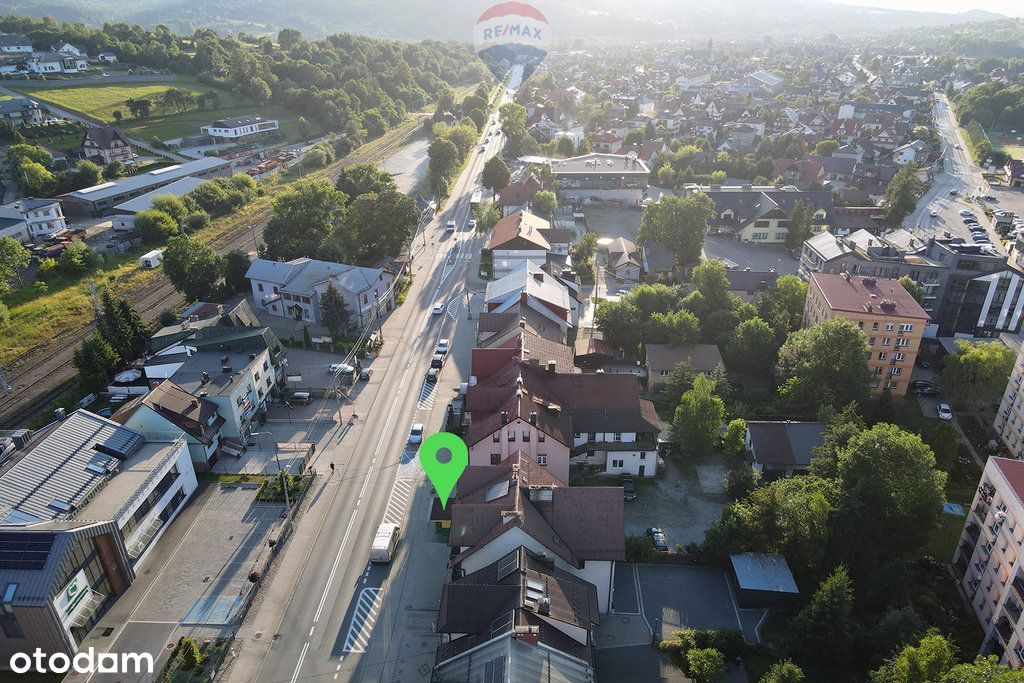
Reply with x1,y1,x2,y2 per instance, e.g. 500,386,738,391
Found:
914,387,943,398
646,527,669,552
623,478,637,501
430,354,445,369
911,380,936,390
360,368,373,381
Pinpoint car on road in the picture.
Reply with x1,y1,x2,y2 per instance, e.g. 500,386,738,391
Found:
960,209,975,217
617,289,631,297
646,527,669,552
914,387,943,398
623,478,637,501
408,423,425,444
445,220,456,232
956,144,962,149
436,338,450,355
949,189,959,195
929,211,940,217
985,195,998,202
433,302,444,315
426,367,439,382
467,218,476,229
360,369,373,381
911,380,936,390
937,403,953,420
479,146,486,153
430,354,445,369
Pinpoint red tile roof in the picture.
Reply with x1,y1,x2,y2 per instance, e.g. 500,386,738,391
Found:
498,174,543,207
994,457,1024,502
810,272,929,320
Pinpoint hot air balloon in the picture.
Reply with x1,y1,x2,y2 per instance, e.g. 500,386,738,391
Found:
473,1,550,83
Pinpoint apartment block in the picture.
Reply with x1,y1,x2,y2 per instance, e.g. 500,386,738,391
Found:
996,343,1024,459
803,272,929,398
953,457,1024,667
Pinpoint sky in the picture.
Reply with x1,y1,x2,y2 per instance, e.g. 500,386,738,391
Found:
836,0,1023,16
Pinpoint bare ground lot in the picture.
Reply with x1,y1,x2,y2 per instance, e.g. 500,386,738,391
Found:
624,458,727,550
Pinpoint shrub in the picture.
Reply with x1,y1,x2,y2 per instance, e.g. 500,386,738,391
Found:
625,534,662,563
687,648,725,682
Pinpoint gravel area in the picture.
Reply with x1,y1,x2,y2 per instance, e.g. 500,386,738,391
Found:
624,458,728,550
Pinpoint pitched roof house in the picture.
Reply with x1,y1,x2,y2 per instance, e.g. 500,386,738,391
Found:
497,174,543,216
745,421,826,479
82,126,134,166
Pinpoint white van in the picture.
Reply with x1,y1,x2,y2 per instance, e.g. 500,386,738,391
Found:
370,523,400,563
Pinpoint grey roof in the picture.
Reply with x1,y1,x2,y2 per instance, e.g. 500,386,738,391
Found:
550,153,649,176
725,270,779,294
210,114,274,128
809,154,857,175
112,176,206,215
747,420,825,468
0,34,30,48
703,188,834,225
0,98,39,115
170,350,259,398
62,158,230,203
731,552,799,594
83,126,131,150
485,261,571,312
245,257,384,296
5,197,59,213
0,410,143,526
804,230,852,262
646,344,723,375
433,630,594,682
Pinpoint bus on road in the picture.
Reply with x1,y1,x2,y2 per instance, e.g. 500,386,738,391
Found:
470,190,483,209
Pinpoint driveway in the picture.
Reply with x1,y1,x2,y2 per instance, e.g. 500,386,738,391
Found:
624,459,727,550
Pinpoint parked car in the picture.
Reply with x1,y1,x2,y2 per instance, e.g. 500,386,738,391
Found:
430,354,445,369
623,478,637,501
929,211,940,218
646,527,669,552
290,391,312,405
911,380,936,390
408,423,425,443
985,195,998,202
426,367,439,382
433,302,444,315
467,218,476,229
949,189,959,195
436,338,451,355
445,220,456,233
937,404,953,420
360,369,373,381
914,387,943,398
960,209,975,217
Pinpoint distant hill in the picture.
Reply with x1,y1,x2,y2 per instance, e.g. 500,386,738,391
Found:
0,0,1006,40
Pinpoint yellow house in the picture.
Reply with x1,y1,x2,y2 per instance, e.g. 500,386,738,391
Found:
693,186,833,244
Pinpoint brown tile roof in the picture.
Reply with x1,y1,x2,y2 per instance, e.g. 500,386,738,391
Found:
487,210,552,251
498,174,543,207
118,380,224,445
810,272,929,320
448,452,625,567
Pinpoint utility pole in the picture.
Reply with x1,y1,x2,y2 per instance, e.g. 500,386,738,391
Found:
374,290,384,344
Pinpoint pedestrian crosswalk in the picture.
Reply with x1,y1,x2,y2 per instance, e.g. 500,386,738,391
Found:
446,299,462,320
342,588,383,653
417,379,437,410
382,478,415,526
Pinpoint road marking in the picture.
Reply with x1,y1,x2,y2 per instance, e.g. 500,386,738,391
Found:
342,588,384,653
417,379,437,410
308,626,314,637
312,511,360,623
382,478,415,525
289,642,310,683
446,298,461,320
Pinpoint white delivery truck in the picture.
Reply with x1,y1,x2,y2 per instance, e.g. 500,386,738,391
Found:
370,522,400,563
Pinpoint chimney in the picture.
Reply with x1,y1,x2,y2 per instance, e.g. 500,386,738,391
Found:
547,360,556,374
520,319,527,329
530,411,537,424
500,410,509,424
538,597,551,615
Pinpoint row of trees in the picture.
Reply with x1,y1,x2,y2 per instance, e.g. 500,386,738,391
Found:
72,292,150,393
134,173,258,245
8,143,105,198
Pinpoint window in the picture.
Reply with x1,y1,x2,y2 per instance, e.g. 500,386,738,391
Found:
0,611,23,639
612,459,623,468
537,454,547,466
874,366,884,374
613,433,622,442
660,370,669,376
858,321,864,329
885,323,895,331
493,433,500,443
507,431,515,442
890,367,902,376
538,433,545,443
882,337,891,346
522,431,530,442
754,220,770,227
899,323,914,332
362,294,368,305
878,352,887,360
490,454,501,465
868,337,876,345
894,353,906,361
872,322,879,331
640,452,646,459
273,286,279,294
887,381,899,389
257,283,264,292
255,372,261,381
897,338,910,347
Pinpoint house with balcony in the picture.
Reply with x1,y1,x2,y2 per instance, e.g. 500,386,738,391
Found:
994,342,1024,460
685,185,833,244
0,97,42,126
0,198,67,240
803,272,928,398
246,257,396,331
953,457,1024,668
81,126,134,166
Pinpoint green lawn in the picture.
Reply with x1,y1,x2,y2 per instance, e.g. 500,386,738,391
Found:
9,79,319,143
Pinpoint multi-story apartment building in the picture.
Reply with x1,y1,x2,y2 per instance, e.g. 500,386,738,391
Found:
953,457,1024,667
803,272,929,398
995,342,1024,459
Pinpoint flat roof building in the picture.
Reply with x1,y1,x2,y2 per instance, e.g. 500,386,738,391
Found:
60,158,230,217
0,410,197,666
550,153,649,204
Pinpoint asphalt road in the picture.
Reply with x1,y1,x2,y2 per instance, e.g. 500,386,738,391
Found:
248,71,520,683
906,93,1000,249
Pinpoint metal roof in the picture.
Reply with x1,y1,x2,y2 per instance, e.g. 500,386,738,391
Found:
245,257,384,296
63,157,230,203
0,410,143,526
112,176,206,215
730,552,799,594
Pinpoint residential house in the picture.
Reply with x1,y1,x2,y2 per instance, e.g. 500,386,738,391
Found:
245,257,396,330
591,132,623,153
771,158,827,189
952,457,1024,668
81,126,134,166
497,174,543,217
745,421,825,479
486,210,555,279
1006,160,1024,189
28,51,87,74
0,198,67,240
0,212,27,242
645,344,724,393
810,154,857,189
0,97,42,126
892,140,931,166
674,72,712,90
48,41,86,57
803,272,929,398
433,545,600,681
484,260,579,328
642,240,675,280
97,52,117,63
0,410,197,664
0,34,32,53
689,185,833,244
604,237,641,281
615,140,668,167
550,153,649,205
201,114,280,141
442,452,624,612
114,380,226,472
725,269,780,303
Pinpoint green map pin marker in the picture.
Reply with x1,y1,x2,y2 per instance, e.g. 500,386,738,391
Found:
420,432,468,510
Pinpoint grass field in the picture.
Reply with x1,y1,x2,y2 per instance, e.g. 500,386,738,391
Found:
9,78,318,143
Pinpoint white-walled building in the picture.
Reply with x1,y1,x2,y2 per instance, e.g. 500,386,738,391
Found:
201,114,279,141
953,457,1024,667
0,198,67,240
995,345,1024,459
0,34,32,53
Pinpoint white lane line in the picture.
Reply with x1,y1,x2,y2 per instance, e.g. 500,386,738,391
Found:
312,511,359,623
289,642,310,683
308,626,314,637
342,588,384,653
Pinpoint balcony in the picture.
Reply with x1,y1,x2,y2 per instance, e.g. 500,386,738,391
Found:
996,616,1014,643
1012,575,1024,602
955,553,971,579
975,501,991,523
965,522,982,544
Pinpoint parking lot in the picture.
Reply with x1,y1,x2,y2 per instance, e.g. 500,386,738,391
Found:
624,459,727,549
703,234,800,275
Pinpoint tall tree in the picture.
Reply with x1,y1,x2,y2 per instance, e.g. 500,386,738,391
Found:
222,249,251,294
480,156,511,199
897,275,924,305
882,165,923,229
0,236,30,294
871,634,955,683
264,179,347,260
73,334,120,394
428,137,459,195
727,317,779,375
638,193,716,266
338,189,417,264
97,291,147,361
533,190,557,218
334,163,396,202
162,234,223,302
319,281,351,340
793,566,854,666
671,373,726,457
775,318,870,413
783,200,814,251
760,661,805,683
134,209,180,245
757,275,808,337
941,339,1015,406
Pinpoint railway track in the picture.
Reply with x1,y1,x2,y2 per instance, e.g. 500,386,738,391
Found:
0,120,426,428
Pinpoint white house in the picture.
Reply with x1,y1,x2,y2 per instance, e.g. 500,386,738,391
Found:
246,257,396,330
674,72,712,90
49,41,87,57
0,198,66,240
97,52,117,63
0,34,32,53
201,114,279,141
28,51,87,74
891,140,931,166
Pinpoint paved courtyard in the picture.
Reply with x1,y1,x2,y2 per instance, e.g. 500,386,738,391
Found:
703,234,799,274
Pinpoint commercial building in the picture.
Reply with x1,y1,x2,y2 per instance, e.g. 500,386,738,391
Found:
201,114,279,141
110,176,205,231
803,272,929,398
0,410,197,665
60,158,230,217
550,153,649,204
953,457,1024,667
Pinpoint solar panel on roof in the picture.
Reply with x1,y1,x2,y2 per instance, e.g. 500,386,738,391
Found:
0,532,54,570
496,552,518,582
484,480,510,503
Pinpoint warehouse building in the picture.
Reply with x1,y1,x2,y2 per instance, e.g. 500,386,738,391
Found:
0,410,197,666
